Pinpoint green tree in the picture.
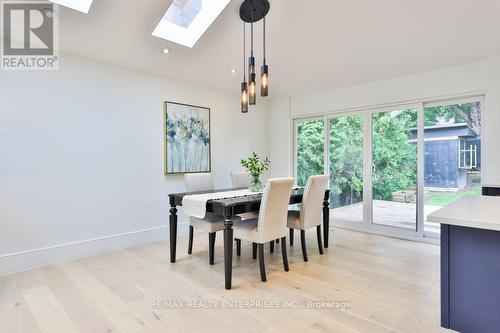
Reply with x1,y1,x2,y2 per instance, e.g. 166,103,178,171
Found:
424,102,481,134
372,111,417,200
329,116,363,207
296,120,324,186
297,111,418,204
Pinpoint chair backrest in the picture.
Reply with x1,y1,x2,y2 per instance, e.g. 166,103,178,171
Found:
257,177,295,243
300,175,329,229
184,173,214,192
231,171,251,188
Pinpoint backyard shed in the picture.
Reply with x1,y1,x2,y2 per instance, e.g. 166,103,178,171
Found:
410,123,480,190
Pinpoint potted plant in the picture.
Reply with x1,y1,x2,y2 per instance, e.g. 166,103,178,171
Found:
240,152,270,191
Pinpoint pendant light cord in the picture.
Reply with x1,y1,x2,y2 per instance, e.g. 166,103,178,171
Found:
250,19,254,57
243,22,246,81
263,17,266,64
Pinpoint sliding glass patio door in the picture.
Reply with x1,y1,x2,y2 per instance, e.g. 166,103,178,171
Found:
326,106,421,237
328,114,365,224
294,96,483,242
422,99,483,239
370,108,419,232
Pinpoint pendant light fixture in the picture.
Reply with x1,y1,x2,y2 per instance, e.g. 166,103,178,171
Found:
239,0,270,113
248,20,256,105
261,17,268,97
241,23,248,113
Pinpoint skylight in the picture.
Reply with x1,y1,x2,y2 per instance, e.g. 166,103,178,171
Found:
50,0,94,13
152,0,231,48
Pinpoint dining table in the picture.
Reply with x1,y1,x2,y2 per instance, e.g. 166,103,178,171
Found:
168,187,331,290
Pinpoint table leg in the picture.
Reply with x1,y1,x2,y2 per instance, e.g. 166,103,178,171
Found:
223,217,234,290
323,194,330,248
169,204,178,263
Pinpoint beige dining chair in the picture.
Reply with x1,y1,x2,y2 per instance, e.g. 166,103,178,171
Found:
232,177,295,282
287,175,329,262
184,173,225,265
230,171,251,188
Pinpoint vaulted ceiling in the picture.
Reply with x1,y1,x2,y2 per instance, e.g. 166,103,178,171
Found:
59,0,500,97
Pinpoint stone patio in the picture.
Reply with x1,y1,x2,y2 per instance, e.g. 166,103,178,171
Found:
331,200,442,234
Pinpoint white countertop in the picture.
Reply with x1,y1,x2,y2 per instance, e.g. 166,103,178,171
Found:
482,183,500,188
427,196,500,232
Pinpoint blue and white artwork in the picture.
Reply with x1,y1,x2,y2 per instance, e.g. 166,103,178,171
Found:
164,102,211,174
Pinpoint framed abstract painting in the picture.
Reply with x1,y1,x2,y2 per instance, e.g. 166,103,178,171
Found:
164,101,211,174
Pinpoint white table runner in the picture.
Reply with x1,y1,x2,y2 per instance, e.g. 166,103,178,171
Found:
182,189,261,218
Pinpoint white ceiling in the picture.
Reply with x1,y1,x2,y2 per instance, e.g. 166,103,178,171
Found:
59,0,500,97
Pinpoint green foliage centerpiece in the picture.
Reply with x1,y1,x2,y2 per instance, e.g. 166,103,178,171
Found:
240,152,270,192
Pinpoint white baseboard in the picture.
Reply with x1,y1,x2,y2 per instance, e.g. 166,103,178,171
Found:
0,223,188,276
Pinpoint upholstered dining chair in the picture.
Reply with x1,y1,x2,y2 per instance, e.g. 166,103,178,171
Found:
232,177,295,282
184,173,225,265
287,175,329,262
230,171,251,188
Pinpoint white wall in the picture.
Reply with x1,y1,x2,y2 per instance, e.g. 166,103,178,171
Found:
270,56,500,185
269,97,291,178
0,54,270,275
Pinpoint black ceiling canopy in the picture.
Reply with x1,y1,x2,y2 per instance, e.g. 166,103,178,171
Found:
239,0,270,23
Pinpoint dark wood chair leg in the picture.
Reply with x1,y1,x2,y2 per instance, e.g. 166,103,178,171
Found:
270,240,275,253
317,225,324,255
187,225,194,254
208,232,216,265
281,237,289,272
258,243,266,282
236,238,241,256
169,204,178,263
252,242,257,259
289,228,294,246
300,230,308,262
323,193,330,248
276,238,280,244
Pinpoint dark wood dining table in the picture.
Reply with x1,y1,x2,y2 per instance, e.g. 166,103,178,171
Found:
168,188,330,290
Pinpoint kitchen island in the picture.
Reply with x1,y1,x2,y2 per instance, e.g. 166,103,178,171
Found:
428,195,500,333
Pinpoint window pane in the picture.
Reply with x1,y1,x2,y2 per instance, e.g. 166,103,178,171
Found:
329,115,364,223
296,119,324,187
423,101,482,238
372,109,418,230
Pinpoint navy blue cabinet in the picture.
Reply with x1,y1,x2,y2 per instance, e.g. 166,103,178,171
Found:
441,224,500,332
482,186,500,196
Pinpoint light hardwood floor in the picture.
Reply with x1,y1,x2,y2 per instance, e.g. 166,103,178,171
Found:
0,228,449,333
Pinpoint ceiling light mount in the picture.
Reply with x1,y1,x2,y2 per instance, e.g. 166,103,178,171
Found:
239,0,270,23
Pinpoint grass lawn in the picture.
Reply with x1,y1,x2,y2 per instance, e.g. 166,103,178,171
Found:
426,185,481,206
